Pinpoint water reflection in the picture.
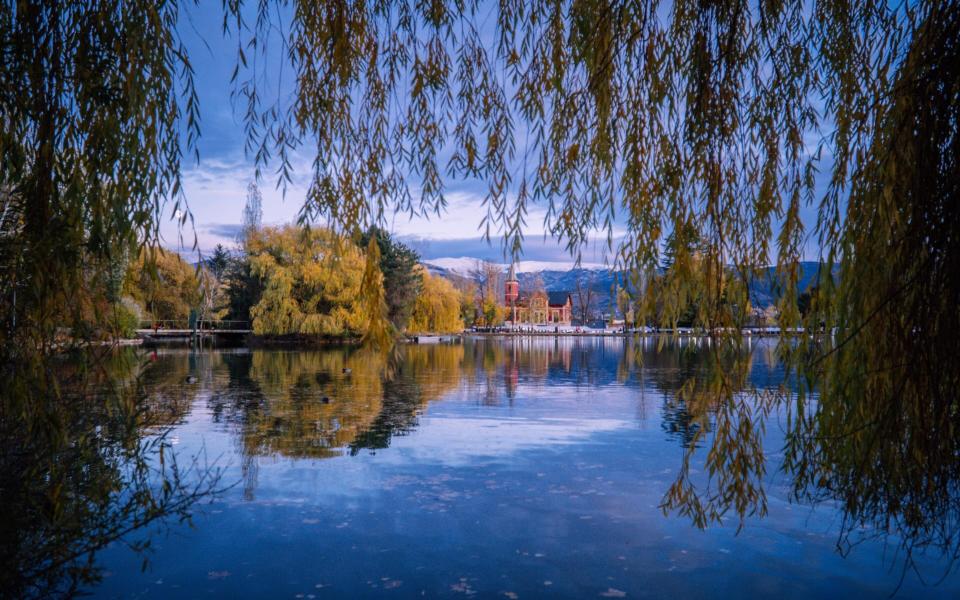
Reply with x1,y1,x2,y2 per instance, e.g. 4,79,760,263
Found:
199,347,458,455
7,337,960,596
130,339,787,471
144,338,751,462
0,350,223,598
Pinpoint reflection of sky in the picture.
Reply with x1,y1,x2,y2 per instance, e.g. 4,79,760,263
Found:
386,415,633,466
89,340,959,598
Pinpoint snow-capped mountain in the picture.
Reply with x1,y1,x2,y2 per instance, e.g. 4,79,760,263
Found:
423,257,622,317
422,256,608,276
422,256,833,312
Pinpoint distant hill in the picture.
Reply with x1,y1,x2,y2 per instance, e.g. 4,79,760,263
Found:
423,257,834,316
747,261,837,307
423,258,626,317
422,257,607,275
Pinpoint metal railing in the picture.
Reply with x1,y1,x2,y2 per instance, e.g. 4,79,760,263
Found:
139,319,190,330
138,319,250,331
196,319,250,331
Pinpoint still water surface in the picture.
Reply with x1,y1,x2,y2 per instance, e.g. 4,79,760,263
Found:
89,337,958,598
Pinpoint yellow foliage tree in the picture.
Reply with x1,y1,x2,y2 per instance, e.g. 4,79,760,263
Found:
458,282,479,327
479,298,506,327
407,269,464,334
123,248,201,322
246,225,370,337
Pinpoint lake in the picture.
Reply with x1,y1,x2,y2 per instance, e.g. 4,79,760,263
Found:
35,338,960,597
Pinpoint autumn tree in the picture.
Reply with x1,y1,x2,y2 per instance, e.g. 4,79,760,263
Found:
617,287,635,329
123,248,201,322
471,260,503,307
241,182,263,239
0,1,223,577
246,225,373,337
574,271,598,323
480,298,507,328
407,268,464,334
456,281,479,327
0,2,198,352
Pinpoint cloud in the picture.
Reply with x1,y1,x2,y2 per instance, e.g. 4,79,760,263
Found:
205,223,244,240
158,152,312,252
387,186,548,240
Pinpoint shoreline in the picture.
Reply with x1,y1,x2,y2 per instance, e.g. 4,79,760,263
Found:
464,328,809,338
124,327,813,349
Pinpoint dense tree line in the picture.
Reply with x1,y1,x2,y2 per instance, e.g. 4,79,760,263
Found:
45,224,468,340
213,225,465,338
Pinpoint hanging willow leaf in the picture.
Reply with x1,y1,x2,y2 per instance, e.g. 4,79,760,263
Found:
222,0,960,568
2,0,959,580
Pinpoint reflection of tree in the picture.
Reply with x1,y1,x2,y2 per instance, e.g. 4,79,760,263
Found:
784,334,960,576
207,345,466,465
661,400,702,449
205,351,265,427
643,339,724,449
350,344,464,453
0,349,223,597
643,338,773,529
203,351,268,500
469,334,960,582
198,346,466,497
137,350,204,428
242,349,386,459
24,338,960,588
648,334,960,584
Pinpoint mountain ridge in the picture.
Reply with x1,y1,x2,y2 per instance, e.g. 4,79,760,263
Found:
422,257,608,275
423,258,833,314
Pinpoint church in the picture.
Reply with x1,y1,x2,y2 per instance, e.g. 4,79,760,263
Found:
503,264,573,325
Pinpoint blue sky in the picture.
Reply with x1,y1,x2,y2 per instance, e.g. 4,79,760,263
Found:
168,3,828,265
168,2,570,261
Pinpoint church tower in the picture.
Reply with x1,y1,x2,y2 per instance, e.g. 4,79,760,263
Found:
505,262,520,324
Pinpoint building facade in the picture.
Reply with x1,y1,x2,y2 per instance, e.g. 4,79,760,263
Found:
503,265,573,325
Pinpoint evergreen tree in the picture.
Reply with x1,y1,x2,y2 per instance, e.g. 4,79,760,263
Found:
797,286,819,320
658,220,705,327
358,227,421,331
223,253,261,324
209,244,230,280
